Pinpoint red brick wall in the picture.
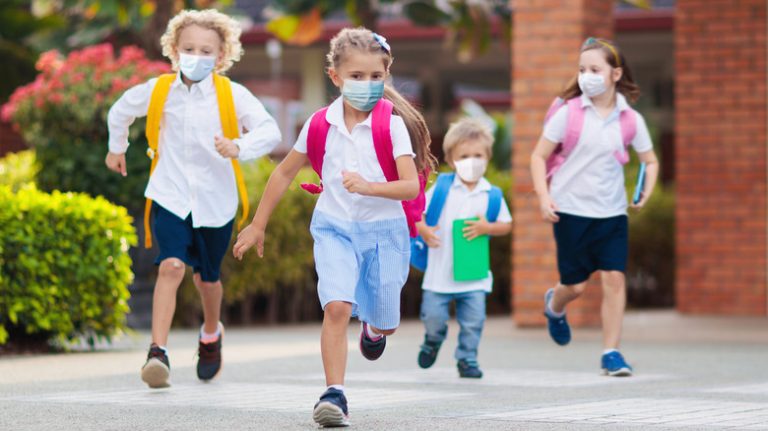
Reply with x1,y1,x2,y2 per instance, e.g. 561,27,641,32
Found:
511,0,614,327
675,1,767,315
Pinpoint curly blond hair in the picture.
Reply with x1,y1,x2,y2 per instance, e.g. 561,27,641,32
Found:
160,9,243,73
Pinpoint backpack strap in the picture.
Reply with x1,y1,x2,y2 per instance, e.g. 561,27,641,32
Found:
544,97,565,124
614,108,638,165
300,107,331,194
371,99,397,182
213,74,250,233
561,97,586,158
486,186,503,223
143,73,176,249
424,173,455,227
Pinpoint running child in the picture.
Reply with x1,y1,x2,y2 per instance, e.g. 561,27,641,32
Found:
233,28,435,427
530,37,659,376
106,9,281,388
415,118,512,378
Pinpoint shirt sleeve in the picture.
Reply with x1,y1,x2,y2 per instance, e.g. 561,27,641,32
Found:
631,112,653,154
107,78,156,154
231,83,282,161
542,104,568,144
390,115,415,158
495,196,513,223
292,117,311,154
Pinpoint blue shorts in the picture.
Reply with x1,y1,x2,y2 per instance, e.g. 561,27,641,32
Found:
153,203,234,282
310,211,410,331
553,212,628,285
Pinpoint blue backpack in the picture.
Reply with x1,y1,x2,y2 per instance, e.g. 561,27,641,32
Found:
410,172,504,272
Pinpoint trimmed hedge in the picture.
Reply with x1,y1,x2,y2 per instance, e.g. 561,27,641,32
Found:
0,150,37,191
0,186,137,345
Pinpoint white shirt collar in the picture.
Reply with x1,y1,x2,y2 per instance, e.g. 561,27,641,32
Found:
579,92,630,112
326,96,373,131
171,72,215,97
451,174,492,193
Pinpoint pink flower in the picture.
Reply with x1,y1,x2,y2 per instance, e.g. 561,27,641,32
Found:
1,103,16,122
36,50,63,74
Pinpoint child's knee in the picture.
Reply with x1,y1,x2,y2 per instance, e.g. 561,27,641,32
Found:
193,273,219,290
563,282,587,296
602,271,626,294
324,301,352,322
158,258,185,281
377,327,396,336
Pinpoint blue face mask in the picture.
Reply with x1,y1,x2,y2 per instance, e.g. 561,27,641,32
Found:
179,53,216,82
341,79,385,112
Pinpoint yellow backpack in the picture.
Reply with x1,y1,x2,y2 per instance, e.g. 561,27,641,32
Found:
143,73,249,248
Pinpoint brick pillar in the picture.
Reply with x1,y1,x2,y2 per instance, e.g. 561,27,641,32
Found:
512,0,614,327
675,1,767,315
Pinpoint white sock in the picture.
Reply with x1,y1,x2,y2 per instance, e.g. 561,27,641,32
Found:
328,384,344,393
363,323,383,340
546,293,566,318
157,345,168,354
603,349,619,355
200,322,222,340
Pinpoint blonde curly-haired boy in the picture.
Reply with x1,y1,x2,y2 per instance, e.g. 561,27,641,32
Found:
106,9,281,389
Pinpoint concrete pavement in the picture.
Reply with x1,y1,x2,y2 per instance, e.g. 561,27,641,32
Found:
1,311,767,430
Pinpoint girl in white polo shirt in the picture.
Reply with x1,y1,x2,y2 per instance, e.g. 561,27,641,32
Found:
233,28,435,427
530,37,660,377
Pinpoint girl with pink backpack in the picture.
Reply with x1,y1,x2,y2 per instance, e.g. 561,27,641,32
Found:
530,38,660,376
233,28,435,427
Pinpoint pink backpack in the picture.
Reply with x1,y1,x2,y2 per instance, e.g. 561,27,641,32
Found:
300,99,427,238
544,97,637,181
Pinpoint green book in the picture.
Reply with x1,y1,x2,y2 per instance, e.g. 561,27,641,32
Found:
452,217,491,282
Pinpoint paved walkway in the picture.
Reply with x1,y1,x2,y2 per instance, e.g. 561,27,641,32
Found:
1,311,767,430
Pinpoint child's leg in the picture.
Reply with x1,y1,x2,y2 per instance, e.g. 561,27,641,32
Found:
151,258,187,346
549,282,588,314
193,273,222,334
600,271,626,350
420,291,452,345
322,301,353,386
454,291,486,362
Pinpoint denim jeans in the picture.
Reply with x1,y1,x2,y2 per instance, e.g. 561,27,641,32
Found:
420,290,487,362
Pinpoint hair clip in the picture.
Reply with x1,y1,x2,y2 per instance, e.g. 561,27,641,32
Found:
372,33,391,54
582,37,621,67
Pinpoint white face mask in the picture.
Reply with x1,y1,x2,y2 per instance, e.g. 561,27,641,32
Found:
179,53,216,82
454,157,487,183
578,72,608,97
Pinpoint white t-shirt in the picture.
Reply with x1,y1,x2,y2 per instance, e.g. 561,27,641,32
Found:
293,97,415,222
421,175,513,294
542,93,653,218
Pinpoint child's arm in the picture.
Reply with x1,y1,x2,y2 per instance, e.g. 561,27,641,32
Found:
233,149,307,259
416,220,441,248
463,218,512,241
530,135,561,223
105,80,155,176
341,155,419,201
630,150,660,209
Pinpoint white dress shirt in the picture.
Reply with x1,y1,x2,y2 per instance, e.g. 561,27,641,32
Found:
293,97,415,222
543,93,653,218
421,175,512,294
107,72,281,227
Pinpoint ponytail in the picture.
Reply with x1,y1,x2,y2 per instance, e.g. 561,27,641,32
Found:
383,84,437,176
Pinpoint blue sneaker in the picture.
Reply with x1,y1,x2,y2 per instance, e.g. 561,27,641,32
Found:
544,288,571,346
313,388,349,427
602,351,633,377
457,359,483,378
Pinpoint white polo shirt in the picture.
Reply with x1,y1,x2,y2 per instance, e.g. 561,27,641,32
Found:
543,93,653,219
421,175,512,294
293,97,415,222
107,72,282,227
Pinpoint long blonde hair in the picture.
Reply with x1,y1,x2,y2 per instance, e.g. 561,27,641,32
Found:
327,27,437,175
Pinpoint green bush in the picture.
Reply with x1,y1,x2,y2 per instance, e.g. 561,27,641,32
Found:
0,150,37,191
0,186,137,345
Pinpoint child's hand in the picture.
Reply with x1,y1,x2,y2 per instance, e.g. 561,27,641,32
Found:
539,195,560,223
463,216,491,241
421,225,441,248
105,152,127,177
233,224,265,260
630,192,650,211
215,135,240,159
342,171,373,195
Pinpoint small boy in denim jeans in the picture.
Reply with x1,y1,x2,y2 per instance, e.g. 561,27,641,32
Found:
415,118,512,378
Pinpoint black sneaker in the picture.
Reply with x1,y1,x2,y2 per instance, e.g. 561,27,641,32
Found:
141,344,170,388
418,339,441,369
313,388,350,427
457,359,483,379
197,323,223,381
359,322,386,361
